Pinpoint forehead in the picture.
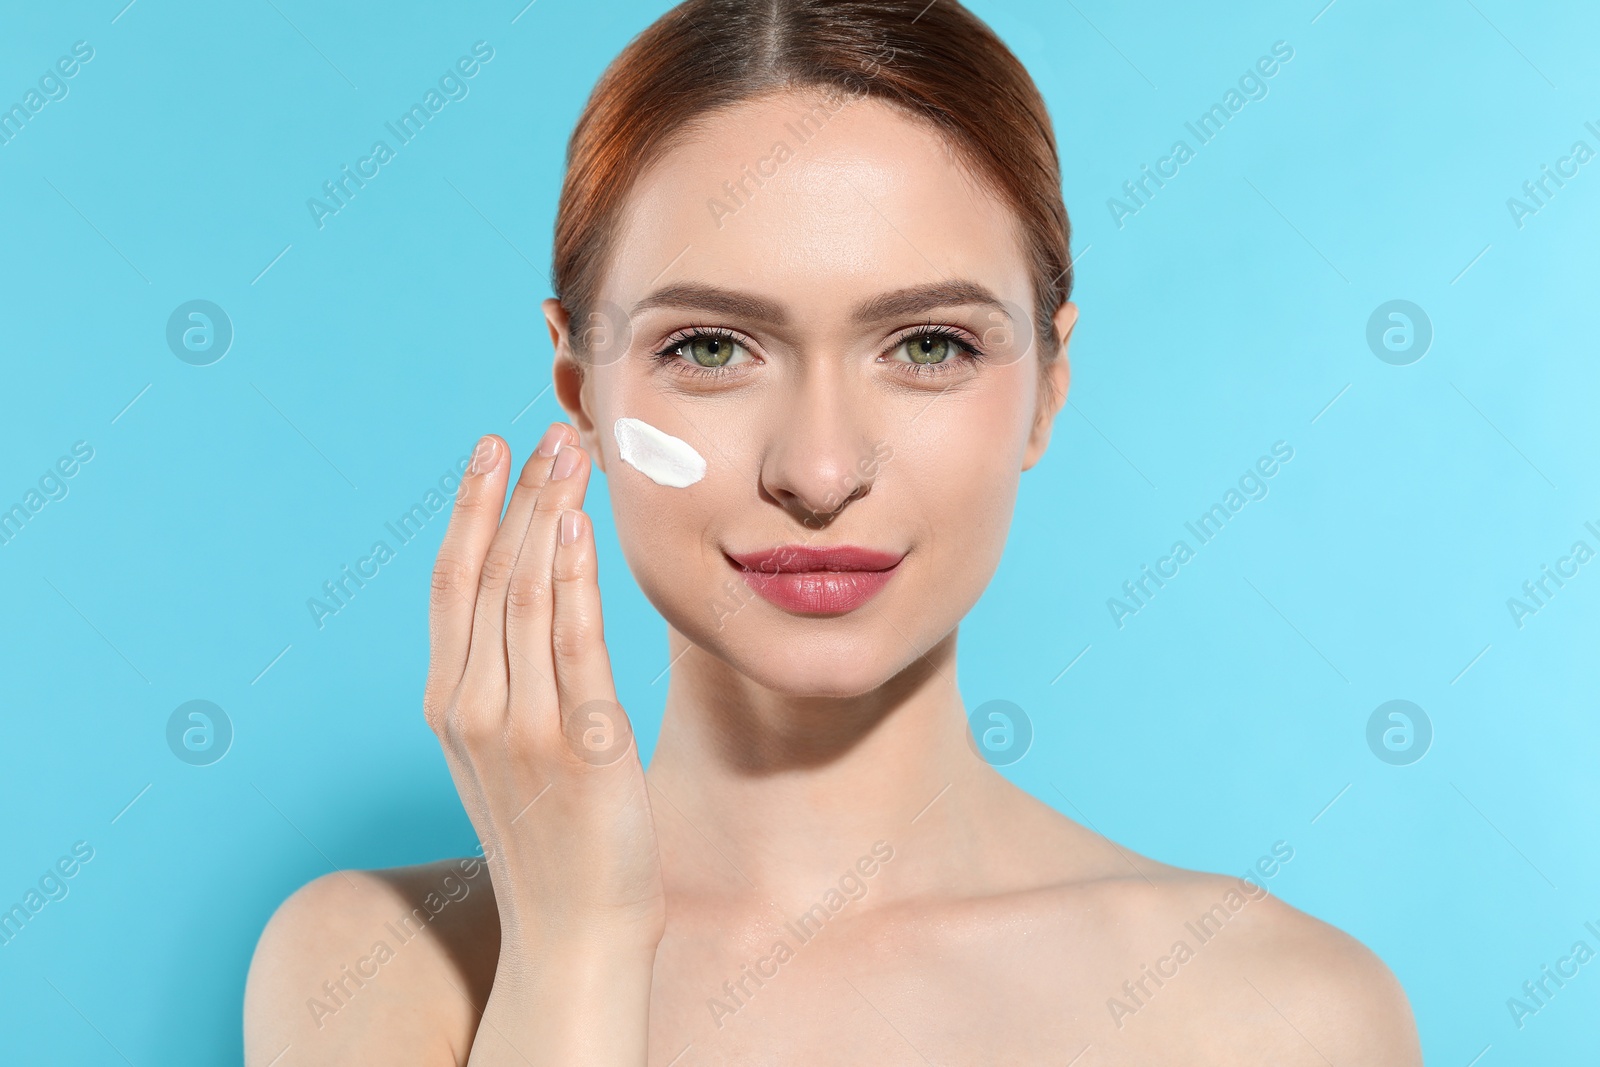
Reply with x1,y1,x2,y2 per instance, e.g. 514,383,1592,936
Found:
604,91,1031,314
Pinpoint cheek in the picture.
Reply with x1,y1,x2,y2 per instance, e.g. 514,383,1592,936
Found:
610,481,721,637
901,420,1020,570
593,372,742,617
605,447,736,634
889,383,1033,618
896,379,1033,517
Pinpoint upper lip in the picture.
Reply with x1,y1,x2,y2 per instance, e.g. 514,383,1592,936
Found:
725,545,905,573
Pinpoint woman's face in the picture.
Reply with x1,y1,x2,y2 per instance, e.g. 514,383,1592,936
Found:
553,89,1073,699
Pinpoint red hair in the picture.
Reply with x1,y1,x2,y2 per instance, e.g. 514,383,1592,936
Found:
552,0,1072,360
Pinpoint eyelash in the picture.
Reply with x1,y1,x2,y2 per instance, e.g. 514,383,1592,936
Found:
652,327,747,379
891,323,985,377
650,322,986,380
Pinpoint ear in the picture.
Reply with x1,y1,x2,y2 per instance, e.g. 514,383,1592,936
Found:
544,297,607,473
1021,301,1076,471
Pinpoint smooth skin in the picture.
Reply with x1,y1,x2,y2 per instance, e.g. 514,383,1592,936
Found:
244,90,1423,1065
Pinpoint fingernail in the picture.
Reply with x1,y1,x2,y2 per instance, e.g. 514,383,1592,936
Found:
469,436,500,474
535,423,564,457
551,445,580,481
559,510,581,545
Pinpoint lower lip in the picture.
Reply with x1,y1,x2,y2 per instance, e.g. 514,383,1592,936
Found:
729,559,899,615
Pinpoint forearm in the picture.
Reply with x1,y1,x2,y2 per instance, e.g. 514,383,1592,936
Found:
466,938,659,1066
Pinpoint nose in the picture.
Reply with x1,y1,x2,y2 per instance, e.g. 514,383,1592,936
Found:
758,371,880,527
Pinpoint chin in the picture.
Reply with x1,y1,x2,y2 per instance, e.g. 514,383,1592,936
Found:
659,580,947,699
726,630,914,699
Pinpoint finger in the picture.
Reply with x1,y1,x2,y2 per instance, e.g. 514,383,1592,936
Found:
463,423,571,691
549,508,619,712
426,435,508,718
505,442,595,723
550,507,631,768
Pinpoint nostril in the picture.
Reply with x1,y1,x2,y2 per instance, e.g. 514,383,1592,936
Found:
757,431,881,522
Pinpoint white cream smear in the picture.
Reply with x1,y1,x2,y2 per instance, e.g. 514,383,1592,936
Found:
613,417,707,488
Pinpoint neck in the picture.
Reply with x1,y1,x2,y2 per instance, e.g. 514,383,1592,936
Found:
645,625,1012,911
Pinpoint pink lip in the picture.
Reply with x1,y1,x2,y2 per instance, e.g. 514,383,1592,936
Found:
725,545,905,615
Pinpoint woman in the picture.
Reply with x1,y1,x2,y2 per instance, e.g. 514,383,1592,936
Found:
244,0,1423,1062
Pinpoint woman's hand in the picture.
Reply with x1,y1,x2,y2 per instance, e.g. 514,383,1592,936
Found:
425,425,664,1064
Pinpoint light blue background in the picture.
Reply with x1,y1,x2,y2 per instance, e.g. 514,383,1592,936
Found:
2,0,1596,1062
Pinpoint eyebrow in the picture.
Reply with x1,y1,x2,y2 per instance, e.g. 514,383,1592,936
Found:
850,279,1009,324
630,284,788,325
629,279,1010,327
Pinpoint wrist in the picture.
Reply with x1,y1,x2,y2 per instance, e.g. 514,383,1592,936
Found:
480,936,657,1064
499,928,661,986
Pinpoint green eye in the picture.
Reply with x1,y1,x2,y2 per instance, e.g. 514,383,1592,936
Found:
901,333,953,364
685,335,739,367
655,330,753,376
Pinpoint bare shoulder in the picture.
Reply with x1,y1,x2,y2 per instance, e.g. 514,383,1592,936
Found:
979,795,1420,1063
1056,843,1422,1064
243,857,500,1066
1194,876,1422,1065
